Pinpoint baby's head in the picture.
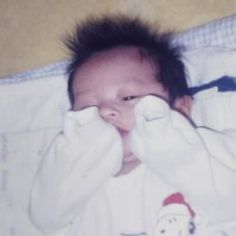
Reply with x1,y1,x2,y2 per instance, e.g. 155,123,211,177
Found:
65,16,192,174
66,16,190,105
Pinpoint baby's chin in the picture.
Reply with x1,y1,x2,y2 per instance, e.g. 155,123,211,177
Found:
115,128,140,175
123,152,137,163
116,153,141,176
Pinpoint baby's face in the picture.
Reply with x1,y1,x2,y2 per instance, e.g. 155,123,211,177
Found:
72,47,169,174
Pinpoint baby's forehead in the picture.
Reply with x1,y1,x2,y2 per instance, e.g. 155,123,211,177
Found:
72,46,159,93
76,47,156,75
75,46,157,75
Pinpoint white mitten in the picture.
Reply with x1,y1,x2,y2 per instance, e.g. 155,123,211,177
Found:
30,107,123,231
129,96,213,192
49,106,123,197
129,95,203,165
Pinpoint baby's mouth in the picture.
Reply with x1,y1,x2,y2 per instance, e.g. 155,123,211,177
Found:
115,128,141,175
116,128,138,162
116,127,129,136
117,152,141,176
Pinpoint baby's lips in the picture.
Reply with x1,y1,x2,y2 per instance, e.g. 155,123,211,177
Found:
116,127,130,137
134,95,170,120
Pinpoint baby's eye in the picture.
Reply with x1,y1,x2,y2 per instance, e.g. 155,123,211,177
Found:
123,96,138,101
79,105,92,110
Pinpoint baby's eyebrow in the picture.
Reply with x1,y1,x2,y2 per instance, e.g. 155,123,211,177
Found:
127,77,147,82
74,88,94,97
120,78,150,86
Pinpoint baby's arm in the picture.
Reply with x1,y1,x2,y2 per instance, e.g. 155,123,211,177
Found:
29,107,122,235
129,96,236,225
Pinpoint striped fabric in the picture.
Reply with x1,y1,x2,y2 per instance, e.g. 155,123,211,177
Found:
172,14,236,49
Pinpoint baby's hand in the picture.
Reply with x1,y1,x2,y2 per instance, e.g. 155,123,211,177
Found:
30,107,124,228
129,95,203,168
60,106,123,178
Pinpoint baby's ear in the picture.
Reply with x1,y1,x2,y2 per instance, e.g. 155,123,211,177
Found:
173,95,192,118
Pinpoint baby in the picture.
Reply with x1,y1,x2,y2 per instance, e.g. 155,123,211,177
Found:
30,16,236,236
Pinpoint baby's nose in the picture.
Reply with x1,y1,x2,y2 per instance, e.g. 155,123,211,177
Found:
99,103,120,123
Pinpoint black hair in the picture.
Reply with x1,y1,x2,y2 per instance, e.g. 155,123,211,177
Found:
65,15,190,105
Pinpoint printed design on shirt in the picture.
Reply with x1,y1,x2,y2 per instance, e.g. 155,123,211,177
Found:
154,192,196,236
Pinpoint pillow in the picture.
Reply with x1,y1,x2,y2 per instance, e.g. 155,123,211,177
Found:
182,47,236,130
172,14,236,49
183,47,236,87
0,72,69,133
